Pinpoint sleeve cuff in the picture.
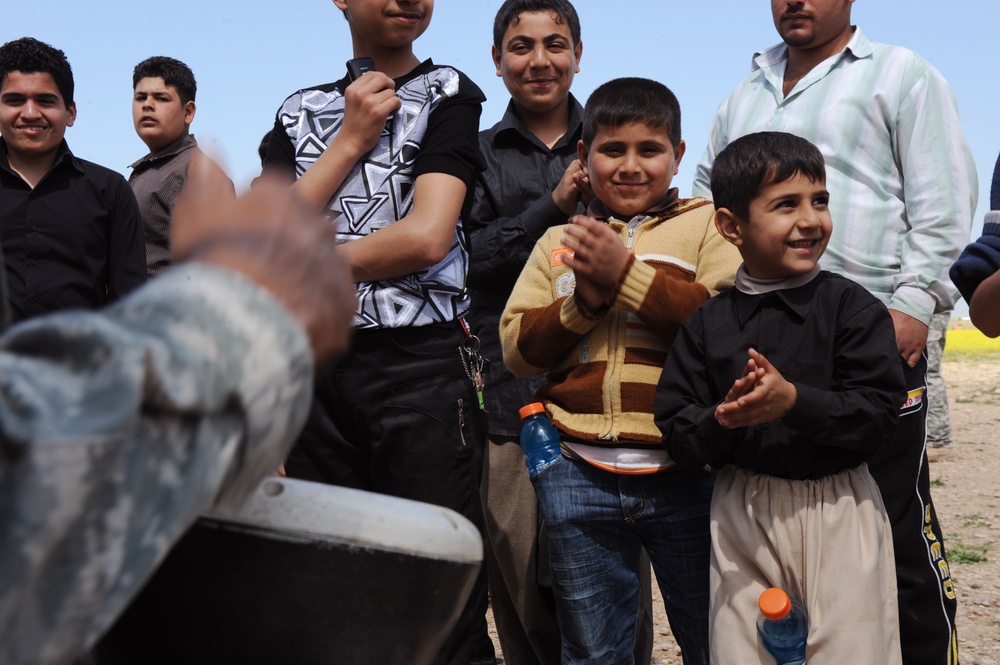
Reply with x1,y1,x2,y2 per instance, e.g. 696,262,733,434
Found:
888,286,936,325
783,382,826,431
133,263,315,506
613,256,652,313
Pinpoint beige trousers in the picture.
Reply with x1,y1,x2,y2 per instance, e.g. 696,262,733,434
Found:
709,464,901,665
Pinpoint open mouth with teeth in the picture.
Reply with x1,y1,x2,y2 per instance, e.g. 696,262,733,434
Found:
787,239,821,251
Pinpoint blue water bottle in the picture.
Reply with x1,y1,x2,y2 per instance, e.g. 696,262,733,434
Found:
757,587,808,665
518,402,562,479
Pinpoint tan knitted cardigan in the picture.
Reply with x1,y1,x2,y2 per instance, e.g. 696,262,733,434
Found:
500,197,741,446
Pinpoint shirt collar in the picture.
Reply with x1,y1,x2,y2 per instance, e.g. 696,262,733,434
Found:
493,93,584,152
733,264,822,326
0,138,82,179
752,25,873,72
129,133,197,169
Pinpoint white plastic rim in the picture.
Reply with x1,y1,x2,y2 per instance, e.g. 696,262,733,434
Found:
205,477,483,564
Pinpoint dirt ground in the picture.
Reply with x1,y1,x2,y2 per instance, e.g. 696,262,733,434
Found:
487,358,1000,664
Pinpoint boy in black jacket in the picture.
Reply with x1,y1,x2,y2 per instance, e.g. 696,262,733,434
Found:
655,132,906,665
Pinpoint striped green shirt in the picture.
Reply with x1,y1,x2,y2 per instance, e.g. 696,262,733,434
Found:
693,27,977,323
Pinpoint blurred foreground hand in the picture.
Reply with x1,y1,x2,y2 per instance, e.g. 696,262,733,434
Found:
172,153,356,364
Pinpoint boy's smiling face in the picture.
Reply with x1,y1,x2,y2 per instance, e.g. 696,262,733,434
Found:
493,10,581,117
578,120,684,219
132,77,194,153
718,172,832,279
0,70,75,165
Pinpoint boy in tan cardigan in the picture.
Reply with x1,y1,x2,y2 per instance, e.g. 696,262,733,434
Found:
500,77,740,665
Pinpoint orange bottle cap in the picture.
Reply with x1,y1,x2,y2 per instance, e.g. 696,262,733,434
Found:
519,402,546,419
758,588,792,620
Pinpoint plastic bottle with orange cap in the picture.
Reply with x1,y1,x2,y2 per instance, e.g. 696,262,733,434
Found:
757,587,808,665
518,402,563,479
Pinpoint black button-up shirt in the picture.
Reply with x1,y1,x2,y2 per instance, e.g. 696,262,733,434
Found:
0,140,146,323
656,271,907,479
466,96,585,436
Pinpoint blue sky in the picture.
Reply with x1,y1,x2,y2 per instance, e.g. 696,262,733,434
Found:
6,1,998,312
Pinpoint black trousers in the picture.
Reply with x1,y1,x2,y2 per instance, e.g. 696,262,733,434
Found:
286,321,495,665
868,355,959,665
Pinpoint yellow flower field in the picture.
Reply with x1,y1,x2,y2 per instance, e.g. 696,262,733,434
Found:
944,325,1000,360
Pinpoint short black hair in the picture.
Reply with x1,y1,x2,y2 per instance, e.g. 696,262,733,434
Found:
133,56,197,105
257,130,272,168
582,77,681,149
493,0,581,52
710,131,827,222
0,37,74,107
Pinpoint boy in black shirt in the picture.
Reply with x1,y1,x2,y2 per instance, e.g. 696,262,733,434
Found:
655,132,906,664
262,1,493,663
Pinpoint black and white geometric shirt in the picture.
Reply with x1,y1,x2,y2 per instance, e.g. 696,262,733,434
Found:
266,60,484,329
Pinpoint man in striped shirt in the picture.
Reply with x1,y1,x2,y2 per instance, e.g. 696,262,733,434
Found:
692,2,976,664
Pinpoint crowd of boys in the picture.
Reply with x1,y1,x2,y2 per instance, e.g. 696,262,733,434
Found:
2,0,997,664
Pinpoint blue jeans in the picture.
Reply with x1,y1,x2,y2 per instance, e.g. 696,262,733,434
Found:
532,455,713,665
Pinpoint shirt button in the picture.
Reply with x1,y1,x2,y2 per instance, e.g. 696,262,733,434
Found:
30,224,37,231
547,152,556,160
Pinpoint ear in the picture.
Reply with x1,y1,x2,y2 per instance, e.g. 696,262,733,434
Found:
576,138,589,167
715,208,743,247
183,100,196,126
492,44,502,77
332,0,348,13
573,40,583,72
66,101,77,128
672,139,686,174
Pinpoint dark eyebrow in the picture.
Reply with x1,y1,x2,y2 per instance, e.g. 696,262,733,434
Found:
1,92,60,103
765,193,800,207
506,35,535,47
542,34,570,44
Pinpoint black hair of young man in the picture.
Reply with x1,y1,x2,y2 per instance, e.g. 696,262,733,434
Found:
132,56,197,105
581,77,680,149
492,0,581,51
0,37,74,106
710,131,827,223
257,130,272,168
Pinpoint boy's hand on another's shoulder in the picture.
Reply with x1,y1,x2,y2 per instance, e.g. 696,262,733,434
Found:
340,72,402,157
574,166,595,208
552,160,592,216
714,348,796,429
563,216,630,313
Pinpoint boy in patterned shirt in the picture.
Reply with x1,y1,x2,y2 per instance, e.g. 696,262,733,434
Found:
261,1,493,663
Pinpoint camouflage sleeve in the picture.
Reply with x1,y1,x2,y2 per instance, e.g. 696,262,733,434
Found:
0,263,314,665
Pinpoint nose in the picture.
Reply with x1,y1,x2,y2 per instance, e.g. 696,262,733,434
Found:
529,44,549,69
619,150,641,175
798,205,822,229
21,98,41,119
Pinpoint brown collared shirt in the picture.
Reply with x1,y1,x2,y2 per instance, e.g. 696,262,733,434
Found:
129,134,210,278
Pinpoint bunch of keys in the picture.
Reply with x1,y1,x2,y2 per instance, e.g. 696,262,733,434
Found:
458,319,490,411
